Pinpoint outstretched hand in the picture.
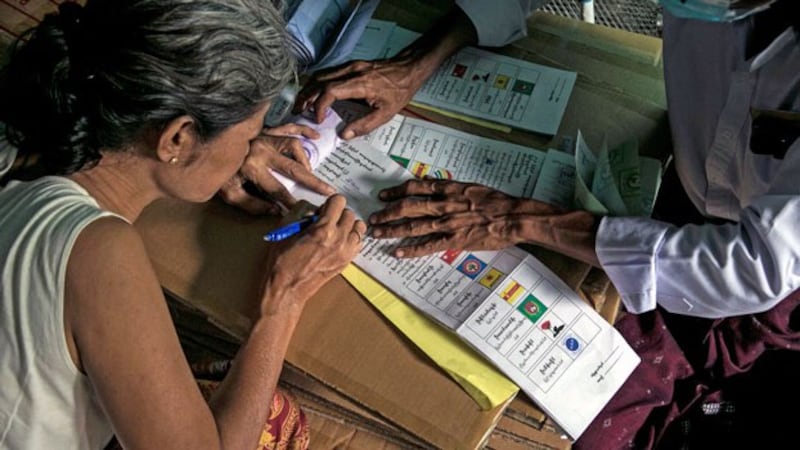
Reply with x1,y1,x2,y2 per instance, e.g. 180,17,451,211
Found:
293,52,430,140
218,123,335,215
368,179,563,258
293,6,478,140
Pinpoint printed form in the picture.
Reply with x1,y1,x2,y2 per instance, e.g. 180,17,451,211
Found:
413,47,577,136
350,21,578,135
284,107,640,440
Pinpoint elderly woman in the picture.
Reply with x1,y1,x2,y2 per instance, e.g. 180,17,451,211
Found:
0,1,365,449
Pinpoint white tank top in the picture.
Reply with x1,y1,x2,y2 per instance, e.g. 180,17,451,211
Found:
0,176,123,449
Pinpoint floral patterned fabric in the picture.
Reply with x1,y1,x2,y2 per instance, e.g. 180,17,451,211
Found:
106,359,309,450
196,380,309,450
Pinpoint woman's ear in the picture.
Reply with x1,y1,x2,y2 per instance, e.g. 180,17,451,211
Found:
156,115,197,164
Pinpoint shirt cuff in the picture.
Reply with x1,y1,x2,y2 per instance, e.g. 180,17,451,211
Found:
455,0,530,47
0,138,17,179
595,216,671,314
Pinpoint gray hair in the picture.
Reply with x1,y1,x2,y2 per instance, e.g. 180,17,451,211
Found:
0,0,295,175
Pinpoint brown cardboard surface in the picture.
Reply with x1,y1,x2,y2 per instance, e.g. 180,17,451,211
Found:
136,197,510,450
303,412,410,450
503,396,548,429
489,416,572,450
281,365,431,449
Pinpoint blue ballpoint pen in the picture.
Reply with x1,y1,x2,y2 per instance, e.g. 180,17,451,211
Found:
263,215,319,242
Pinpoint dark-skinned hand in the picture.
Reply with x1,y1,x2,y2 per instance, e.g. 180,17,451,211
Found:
218,123,335,215
368,179,563,258
293,50,430,140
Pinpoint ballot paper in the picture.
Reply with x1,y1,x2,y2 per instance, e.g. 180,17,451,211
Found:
280,106,640,440
333,104,662,216
571,131,662,216
349,21,577,135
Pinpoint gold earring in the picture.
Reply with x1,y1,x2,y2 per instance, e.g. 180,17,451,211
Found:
169,156,178,164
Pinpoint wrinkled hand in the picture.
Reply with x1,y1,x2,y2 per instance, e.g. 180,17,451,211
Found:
368,179,563,258
294,52,430,140
218,123,335,215
260,194,366,316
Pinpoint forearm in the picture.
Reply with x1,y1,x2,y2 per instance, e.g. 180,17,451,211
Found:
518,208,601,267
205,293,304,450
396,6,478,84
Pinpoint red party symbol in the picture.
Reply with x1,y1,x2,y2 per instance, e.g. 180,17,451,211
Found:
541,320,551,330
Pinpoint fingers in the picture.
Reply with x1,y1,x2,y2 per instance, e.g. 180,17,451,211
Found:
263,123,320,140
281,137,313,172
314,195,366,246
311,78,372,124
351,220,368,244
316,194,348,225
369,214,460,239
297,64,378,123
340,109,394,140
337,208,365,245
239,159,296,207
392,234,456,258
368,197,433,225
293,83,320,115
217,174,282,216
270,152,335,196
245,137,335,198
370,193,479,226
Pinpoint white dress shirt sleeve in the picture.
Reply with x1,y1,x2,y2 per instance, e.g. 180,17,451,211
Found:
455,0,545,47
596,194,800,318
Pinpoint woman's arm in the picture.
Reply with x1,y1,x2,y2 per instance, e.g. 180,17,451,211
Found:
65,195,364,450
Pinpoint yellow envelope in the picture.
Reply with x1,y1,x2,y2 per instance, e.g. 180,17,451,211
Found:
342,264,519,410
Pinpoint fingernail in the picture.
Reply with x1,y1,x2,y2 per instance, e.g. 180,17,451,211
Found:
378,191,387,200
341,130,355,140
371,228,382,237
395,249,404,258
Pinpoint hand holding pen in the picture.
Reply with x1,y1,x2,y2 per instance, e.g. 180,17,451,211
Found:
264,214,319,241
263,199,321,241
262,198,367,243
257,195,366,315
